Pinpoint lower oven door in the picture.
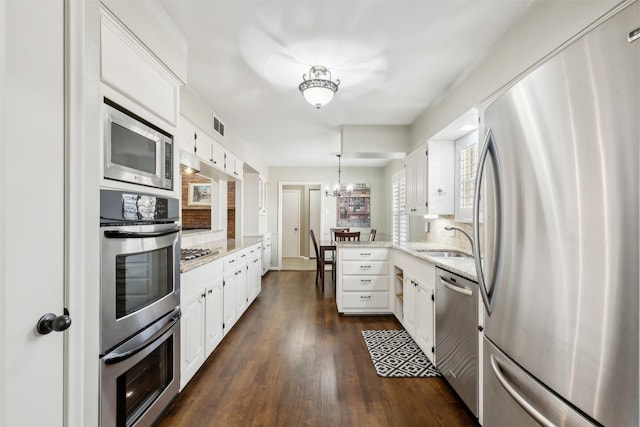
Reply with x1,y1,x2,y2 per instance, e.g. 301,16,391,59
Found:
101,222,180,353
100,309,181,427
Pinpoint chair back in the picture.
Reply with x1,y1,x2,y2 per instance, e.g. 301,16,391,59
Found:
330,227,349,240
335,231,360,241
369,229,377,242
310,229,320,259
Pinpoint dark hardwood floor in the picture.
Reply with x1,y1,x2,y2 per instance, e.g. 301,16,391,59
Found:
157,271,478,427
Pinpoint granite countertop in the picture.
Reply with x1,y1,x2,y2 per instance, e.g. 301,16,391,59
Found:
180,237,263,273
336,240,478,282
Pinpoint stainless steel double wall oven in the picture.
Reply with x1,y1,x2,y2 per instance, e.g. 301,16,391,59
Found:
100,189,181,427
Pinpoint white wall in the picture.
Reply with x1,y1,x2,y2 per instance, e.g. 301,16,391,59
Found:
409,0,621,148
180,86,268,178
268,166,388,247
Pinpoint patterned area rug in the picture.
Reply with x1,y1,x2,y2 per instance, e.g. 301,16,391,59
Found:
361,330,440,378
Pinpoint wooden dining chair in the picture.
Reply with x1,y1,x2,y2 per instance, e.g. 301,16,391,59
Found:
330,227,349,240
310,229,334,291
368,229,377,241
335,231,360,241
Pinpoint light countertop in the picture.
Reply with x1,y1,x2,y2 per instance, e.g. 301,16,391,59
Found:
180,237,263,273
336,240,478,282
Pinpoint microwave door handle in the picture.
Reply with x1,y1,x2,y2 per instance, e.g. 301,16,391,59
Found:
104,225,181,239
103,310,181,365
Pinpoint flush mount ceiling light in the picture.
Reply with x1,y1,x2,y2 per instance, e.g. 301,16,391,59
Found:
326,154,353,197
299,65,340,109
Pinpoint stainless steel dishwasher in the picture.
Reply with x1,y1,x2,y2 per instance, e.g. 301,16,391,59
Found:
435,267,478,417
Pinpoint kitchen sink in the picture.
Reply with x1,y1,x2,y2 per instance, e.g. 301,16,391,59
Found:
415,250,471,258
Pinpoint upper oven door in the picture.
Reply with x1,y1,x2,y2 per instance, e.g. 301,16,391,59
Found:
101,222,180,354
104,100,173,190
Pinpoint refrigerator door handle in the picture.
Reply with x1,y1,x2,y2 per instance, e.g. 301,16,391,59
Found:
473,128,503,314
490,354,555,427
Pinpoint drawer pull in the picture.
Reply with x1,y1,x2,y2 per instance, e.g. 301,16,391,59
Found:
360,295,371,299
360,279,372,283
360,265,371,269
360,252,371,256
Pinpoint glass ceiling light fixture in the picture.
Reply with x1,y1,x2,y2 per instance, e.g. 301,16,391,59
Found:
326,154,352,197
299,65,340,109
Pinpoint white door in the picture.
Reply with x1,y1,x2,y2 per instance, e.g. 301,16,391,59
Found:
1,1,66,425
282,190,301,258
308,189,321,258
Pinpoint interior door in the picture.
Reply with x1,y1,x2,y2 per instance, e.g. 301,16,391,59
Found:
0,1,66,425
282,190,301,258
308,189,321,258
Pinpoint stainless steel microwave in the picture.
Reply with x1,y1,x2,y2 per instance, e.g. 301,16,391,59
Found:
103,99,173,190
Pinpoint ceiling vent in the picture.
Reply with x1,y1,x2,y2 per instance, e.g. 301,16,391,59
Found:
213,115,225,138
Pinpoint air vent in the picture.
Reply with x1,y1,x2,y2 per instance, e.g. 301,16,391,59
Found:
213,115,225,138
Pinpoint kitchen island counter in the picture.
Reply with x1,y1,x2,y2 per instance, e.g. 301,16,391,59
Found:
336,240,477,282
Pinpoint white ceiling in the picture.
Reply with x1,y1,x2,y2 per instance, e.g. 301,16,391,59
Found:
159,0,532,167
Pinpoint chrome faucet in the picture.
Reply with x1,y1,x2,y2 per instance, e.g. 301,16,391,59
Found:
444,226,474,254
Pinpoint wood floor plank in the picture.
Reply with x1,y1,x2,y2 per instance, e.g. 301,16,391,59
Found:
157,271,478,426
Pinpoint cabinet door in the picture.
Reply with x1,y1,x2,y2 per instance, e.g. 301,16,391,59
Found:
405,154,416,213
223,272,237,335
194,131,212,163
205,279,223,357
247,252,260,304
262,243,271,275
416,283,435,363
427,141,454,215
236,267,248,317
178,117,197,154
181,290,205,389
210,141,224,169
414,149,428,214
403,276,416,336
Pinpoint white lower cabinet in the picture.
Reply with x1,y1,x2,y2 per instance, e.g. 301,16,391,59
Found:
182,244,263,389
415,280,435,363
337,248,391,314
403,273,417,337
180,259,223,390
248,244,262,303
392,250,436,364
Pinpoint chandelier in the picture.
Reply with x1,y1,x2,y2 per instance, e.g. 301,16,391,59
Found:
299,65,340,109
326,154,352,197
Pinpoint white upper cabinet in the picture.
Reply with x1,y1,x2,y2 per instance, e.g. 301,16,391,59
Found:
405,148,427,215
100,7,181,126
426,141,455,215
405,141,454,216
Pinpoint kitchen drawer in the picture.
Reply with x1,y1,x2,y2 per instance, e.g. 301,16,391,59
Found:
222,254,238,272
342,275,389,291
237,248,250,265
341,248,389,261
341,261,388,275
342,292,389,309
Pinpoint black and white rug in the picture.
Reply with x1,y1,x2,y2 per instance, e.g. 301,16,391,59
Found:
361,330,440,378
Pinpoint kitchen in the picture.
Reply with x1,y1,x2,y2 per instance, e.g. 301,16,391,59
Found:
0,1,637,426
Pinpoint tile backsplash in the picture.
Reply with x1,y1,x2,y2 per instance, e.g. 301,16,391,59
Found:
409,216,480,253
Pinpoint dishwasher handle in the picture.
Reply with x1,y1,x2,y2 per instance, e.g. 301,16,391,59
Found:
439,276,473,296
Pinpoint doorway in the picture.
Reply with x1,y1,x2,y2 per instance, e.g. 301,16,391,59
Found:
282,189,301,258
278,182,323,270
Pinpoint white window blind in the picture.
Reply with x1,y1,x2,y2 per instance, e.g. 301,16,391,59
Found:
391,171,408,244
455,131,478,222
459,143,477,209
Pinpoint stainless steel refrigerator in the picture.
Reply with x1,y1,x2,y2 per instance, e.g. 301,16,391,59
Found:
473,3,638,426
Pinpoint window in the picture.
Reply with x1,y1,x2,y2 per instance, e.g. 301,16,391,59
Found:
455,131,478,222
391,171,408,244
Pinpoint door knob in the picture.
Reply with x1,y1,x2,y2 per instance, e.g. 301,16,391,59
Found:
37,308,71,335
